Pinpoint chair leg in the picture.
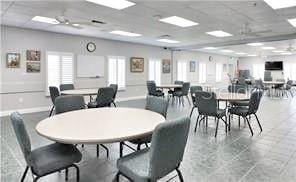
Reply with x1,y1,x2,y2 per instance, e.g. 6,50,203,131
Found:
254,114,263,132
189,107,195,118
49,106,55,117
238,116,240,129
72,164,80,182
119,142,124,158
65,168,68,181
137,144,141,151
100,144,109,158
81,144,84,148
96,144,99,158
176,167,184,182
194,115,200,132
113,101,117,107
186,95,191,105
33,176,40,182
115,172,120,182
21,166,29,182
144,143,149,148
244,117,254,136
215,118,220,137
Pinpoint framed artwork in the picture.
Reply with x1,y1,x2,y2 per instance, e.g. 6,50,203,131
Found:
26,62,40,73
6,53,21,68
26,50,41,61
130,57,144,72
190,61,196,72
162,59,171,73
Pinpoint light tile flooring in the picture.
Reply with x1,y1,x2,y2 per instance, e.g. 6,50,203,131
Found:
1,96,296,182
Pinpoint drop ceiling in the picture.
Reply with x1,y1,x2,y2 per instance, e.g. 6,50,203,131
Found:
1,0,296,57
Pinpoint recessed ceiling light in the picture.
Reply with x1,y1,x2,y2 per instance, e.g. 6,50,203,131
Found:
206,30,233,37
157,39,180,44
236,52,247,55
72,23,80,27
159,16,198,27
263,0,296,9
32,16,59,24
288,18,296,28
247,54,257,57
247,42,264,46
220,49,234,53
85,0,135,10
281,52,292,55
272,50,284,53
203,47,218,50
262,46,276,50
110,30,141,37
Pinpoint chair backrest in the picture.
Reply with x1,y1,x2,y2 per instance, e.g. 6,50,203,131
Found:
174,80,184,85
55,95,85,114
195,91,217,116
96,87,114,107
228,84,246,94
190,86,203,104
49,86,60,104
181,82,190,95
145,96,169,118
248,90,263,114
147,81,157,95
264,71,272,81
109,84,118,99
59,84,74,91
10,112,31,163
149,117,190,180
286,80,293,89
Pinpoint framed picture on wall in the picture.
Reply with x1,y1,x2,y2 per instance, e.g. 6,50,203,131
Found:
130,57,144,72
162,59,171,73
26,50,41,61
190,61,196,72
26,62,40,73
6,53,21,68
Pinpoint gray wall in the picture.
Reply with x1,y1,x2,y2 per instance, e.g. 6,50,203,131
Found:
1,26,233,113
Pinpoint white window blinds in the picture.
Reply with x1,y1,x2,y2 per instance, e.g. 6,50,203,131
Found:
108,56,126,89
177,61,187,81
252,64,264,79
216,63,223,82
199,62,207,83
149,58,161,85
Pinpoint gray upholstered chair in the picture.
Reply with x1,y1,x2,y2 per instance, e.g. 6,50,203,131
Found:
227,84,249,107
283,80,294,97
229,90,263,136
10,112,81,182
116,117,190,182
87,87,114,108
49,86,60,117
194,91,228,137
189,86,203,117
59,84,74,91
55,95,86,115
264,71,272,81
173,82,191,106
147,81,164,97
120,96,169,156
109,84,118,107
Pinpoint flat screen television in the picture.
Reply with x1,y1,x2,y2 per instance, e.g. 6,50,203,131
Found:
265,61,283,71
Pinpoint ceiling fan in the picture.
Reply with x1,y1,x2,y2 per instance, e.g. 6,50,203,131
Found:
239,23,272,37
54,14,106,29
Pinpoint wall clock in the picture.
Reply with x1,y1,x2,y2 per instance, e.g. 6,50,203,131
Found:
209,56,213,62
86,42,96,52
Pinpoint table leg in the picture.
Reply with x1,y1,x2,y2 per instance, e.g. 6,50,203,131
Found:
119,142,123,158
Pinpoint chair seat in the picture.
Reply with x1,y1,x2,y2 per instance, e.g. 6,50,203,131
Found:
151,91,164,97
229,107,249,117
28,143,82,176
173,91,182,97
216,109,226,118
117,149,150,182
129,135,152,145
229,101,249,107
87,102,97,108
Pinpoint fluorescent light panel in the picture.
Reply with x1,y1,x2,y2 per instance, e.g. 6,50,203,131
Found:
247,42,264,46
262,46,276,50
281,52,292,55
272,50,284,53
236,52,247,55
159,16,198,27
85,0,135,10
263,0,296,9
220,49,234,53
32,16,59,24
72,24,80,27
288,18,296,27
203,47,218,50
206,30,233,37
157,39,180,43
247,54,257,57
110,30,141,37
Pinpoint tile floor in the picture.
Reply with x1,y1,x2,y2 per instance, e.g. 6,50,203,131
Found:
1,96,296,182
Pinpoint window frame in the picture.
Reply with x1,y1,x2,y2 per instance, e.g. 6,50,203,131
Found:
148,58,161,85
199,62,207,83
107,55,126,90
177,60,187,82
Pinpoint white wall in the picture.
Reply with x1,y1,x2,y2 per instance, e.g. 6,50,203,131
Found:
1,26,233,113
239,55,296,80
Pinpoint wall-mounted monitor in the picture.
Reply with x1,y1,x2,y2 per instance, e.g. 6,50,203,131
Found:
265,61,283,71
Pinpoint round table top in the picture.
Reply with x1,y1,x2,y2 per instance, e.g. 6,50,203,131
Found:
156,84,182,89
217,92,250,101
36,107,165,144
263,81,285,85
60,88,98,96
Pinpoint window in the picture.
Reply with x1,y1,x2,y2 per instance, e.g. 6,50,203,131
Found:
149,58,161,85
252,64,264,79
108,56,126,89
284,63,296,80
177,61,187,81
46,52,73,94
199,62,207,83
216,63,223,82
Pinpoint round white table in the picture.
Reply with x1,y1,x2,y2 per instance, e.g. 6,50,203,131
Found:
36,108,165,157
217,92,250,101
60,88,98,96
156,84,182,89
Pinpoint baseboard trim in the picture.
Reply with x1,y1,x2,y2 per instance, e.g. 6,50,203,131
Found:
0,95,146,117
